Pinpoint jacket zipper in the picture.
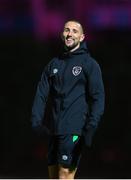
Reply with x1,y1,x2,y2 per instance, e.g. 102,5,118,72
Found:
55,59,68,132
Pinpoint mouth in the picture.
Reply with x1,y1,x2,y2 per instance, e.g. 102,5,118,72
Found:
65,37,74,45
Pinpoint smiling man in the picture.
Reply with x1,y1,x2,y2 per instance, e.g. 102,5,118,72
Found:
31,20,105,179
62,21,85,52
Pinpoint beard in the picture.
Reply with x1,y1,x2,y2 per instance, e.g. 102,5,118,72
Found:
64,40,80,51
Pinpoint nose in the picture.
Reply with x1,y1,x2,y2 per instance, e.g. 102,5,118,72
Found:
67,30,72,36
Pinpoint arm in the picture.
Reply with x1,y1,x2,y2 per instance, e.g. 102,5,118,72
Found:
31,65,50,135
83,58,105,146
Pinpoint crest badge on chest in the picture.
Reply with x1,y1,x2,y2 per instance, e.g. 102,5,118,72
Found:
72,66,82,76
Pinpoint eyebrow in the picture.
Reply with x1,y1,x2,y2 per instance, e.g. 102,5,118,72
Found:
64,23,83,33
64,27,79,31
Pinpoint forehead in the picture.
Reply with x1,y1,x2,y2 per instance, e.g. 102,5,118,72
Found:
64,21,82,31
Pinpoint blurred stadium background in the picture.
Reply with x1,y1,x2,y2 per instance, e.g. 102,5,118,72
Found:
0,0,131,178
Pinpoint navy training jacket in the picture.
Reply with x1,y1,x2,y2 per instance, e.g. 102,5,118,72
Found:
31,42,105,146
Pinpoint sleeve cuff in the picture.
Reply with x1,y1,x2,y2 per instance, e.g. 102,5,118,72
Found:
32,125,50,137
82,125,97,147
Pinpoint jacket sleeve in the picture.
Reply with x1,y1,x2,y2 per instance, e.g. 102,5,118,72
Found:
83,58,105,146
31,64,50,135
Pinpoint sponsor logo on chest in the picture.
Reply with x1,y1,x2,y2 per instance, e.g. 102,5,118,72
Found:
53,68,58,74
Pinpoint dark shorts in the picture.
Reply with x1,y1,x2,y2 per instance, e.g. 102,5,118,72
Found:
47,134,83,168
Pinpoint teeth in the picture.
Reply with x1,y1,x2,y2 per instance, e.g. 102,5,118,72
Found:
67,39,72,41
66,38,73,45
66,37,72,40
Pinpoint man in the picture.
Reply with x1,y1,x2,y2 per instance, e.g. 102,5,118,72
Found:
31,20,105,179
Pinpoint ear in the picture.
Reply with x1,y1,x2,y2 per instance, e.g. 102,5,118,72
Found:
80,34,85,42
61,32,64,41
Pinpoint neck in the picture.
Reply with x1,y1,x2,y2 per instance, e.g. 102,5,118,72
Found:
69,43,80,52
65,43,80,53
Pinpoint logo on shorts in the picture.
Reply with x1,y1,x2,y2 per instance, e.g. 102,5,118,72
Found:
53,68,58,74
72,66,82,76
62,155,68,161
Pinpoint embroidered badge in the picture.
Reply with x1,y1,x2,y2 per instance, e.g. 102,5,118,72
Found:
73,135,78,142
72,66,82,76
53,68,58,74
62,155,68,161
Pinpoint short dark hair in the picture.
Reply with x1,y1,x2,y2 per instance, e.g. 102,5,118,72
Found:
64,20,84,34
